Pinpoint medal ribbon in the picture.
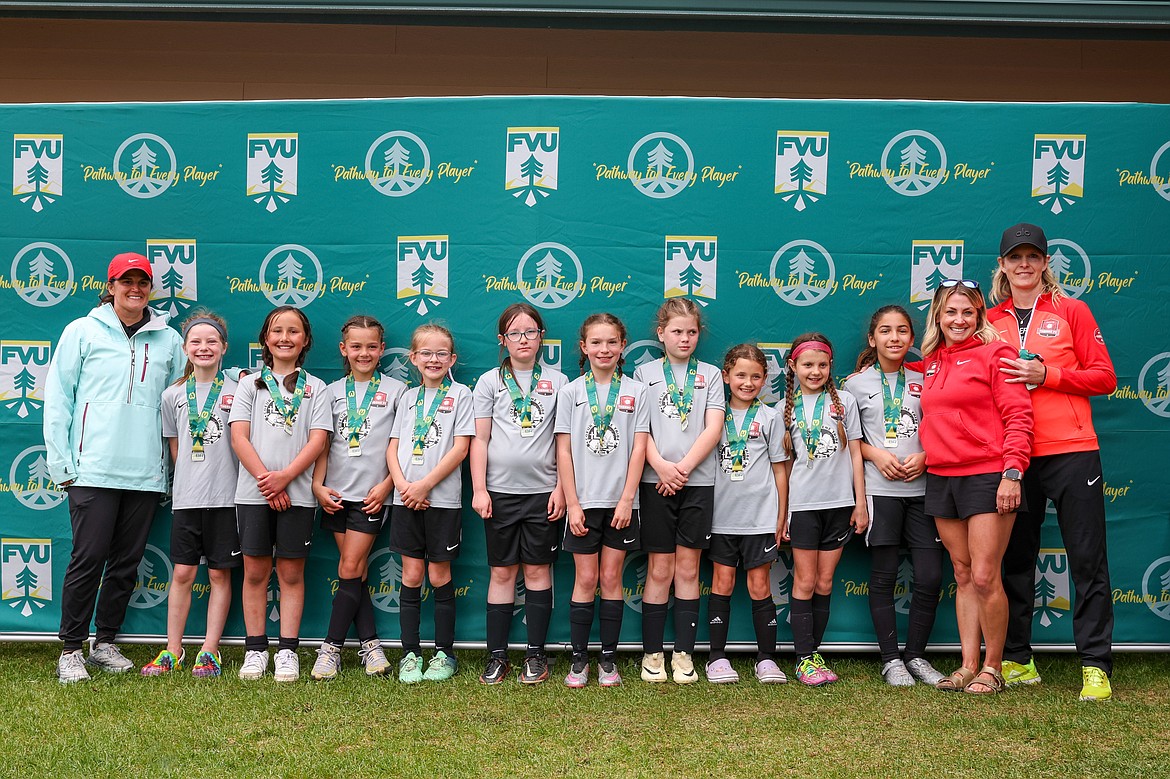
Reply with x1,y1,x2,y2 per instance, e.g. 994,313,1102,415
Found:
724,399,761,474
186,372,224,455
346,373,381,451
662,356,698,428
412,375,451,460
795,391,825,463
501,363,542,431
585,370,622,439
877,365,905,443
261,367,306,434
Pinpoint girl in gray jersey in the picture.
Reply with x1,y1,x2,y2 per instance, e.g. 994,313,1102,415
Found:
310,315,407,681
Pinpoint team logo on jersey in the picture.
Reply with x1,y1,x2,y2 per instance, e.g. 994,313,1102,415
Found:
507,398,547,430
1033,134,1085,214
623,340,664,371
371,392,388,408
13,134,63,212
397,235,448,316
263,399,303,429
757,343,790,407
585,423,619,456
0,340,50,420
516,242,582,310
769,240,836,307
1036,318,1061,338
113,133,178,199
411,418,442,450
1046,238,1092,299
622,552,658,613
539,340,562,371
9,242,74,308
2,538,52,617
805,427,840,460
910,240,963,311
536,380,554,396
1033,548,1072,628
775,131,828,211
664,236,716,305
367,546,404,613
7,446,64,511
896,407,919,439
336,410,370,442
618,395,635,413
770,549,794,624
438,396,455,414
365,131,431,197
259,244,323,308
657,392,682,419
382,347,413,385
246,133,298,212
627,132,694,200
1140,555,1170,621
881,130,948,197
147,239,198,317
1136,352,1170,418
717,442,751,474
127,544,172,610
1150,140,1170,203
907,382,922,397
505,127,559,207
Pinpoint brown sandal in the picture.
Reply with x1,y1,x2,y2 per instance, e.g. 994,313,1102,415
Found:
964,666,1006,695
936,666,976,691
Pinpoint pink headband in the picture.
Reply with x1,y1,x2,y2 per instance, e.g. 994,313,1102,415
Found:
790,341,832,360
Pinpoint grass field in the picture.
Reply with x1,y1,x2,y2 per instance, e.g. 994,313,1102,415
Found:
3,643,1167,778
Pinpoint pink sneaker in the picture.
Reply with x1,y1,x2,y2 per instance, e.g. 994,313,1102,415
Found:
795,656,833,686
812,653,839,682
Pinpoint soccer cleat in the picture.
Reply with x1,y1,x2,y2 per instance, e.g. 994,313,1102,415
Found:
881,659,915,687
479,656,512,685
423,650,458,682
811,652,838,683
1079,666,1112,701
273,648,300,682
754,658,788,684
640,651,667,683
598,659,622,687
1002,658,1042,687
670,651,699,684
87,642,135,673
398,652,424,684
238,649,269,680
310,643,342,681
905,657,945,687
141,649,185,677
705,657,740,684
564,657,590,688
191,651,222,678
795,656,833,687
519,655,550,685
57,649,91,685
359,639,391,677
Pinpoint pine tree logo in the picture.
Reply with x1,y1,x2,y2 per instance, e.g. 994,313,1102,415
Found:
146,240,198,317
505,127,559,207
775,132,829,211
1033,549,1071,628
1,538,52,617
628,132,694,200
770,549,794,624
259,244,324,308
366,131,431,197
113,133,177,199
12,135,64,212
881,130,948,197
622,340,665,372
1151,140,1170,203
664,236,717,305
10,241,75,308
1032,135,1086,214
910,240,964,311
516,242,583,310
246,133,298,212
397,235,449,315
893,554,914,615
756,343,790,407
0,340,51,420
1044,238,1092,299
1140,555,1170,621
127,544,172,610
1137,352,1170,418
8,446,64,511
368,547,404,613
382,348,413,386
622,552,661,613
769,240,837,307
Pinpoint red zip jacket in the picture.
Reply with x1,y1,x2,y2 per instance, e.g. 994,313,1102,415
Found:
920,337,1034,477
987,293,1116,457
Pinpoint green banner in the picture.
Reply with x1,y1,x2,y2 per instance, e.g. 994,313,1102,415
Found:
2,96,1168,649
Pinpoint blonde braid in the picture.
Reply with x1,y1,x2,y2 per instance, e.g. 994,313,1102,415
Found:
826,379,847,448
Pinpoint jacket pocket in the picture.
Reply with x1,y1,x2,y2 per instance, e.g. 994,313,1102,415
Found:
932,410,990,457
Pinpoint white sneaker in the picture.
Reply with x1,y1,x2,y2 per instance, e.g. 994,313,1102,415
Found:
238,649,269,680
640,651,667,683
310,644,342,681
671,651,699,684
358,639,391,677
905,657,946,686
273,648,300,682
882,658,916,687
58,649,91,684
87,642,134,673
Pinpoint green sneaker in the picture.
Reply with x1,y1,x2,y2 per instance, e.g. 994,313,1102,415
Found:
1002,658,1041,686
423,650,459,682
1079,666,1112,701
398,651,424,684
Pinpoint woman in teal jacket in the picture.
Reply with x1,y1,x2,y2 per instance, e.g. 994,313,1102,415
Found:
44,252,185,684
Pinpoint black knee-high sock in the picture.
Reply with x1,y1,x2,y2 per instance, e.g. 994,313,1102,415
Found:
599,599,624,661
400,584,422,654
433,581,456,653
642,601,668,654
790,597,815,658
752,597,778,662
355,579,378,643
811,592,832,649
326,576,363,646
673,597,700,654
524,587,553,657
569,600,594,658
904,546,944,660
486,601,512,657
869,545,901,662
707,594,732,661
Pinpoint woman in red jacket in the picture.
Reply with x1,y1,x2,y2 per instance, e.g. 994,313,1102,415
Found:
919,280,1033,695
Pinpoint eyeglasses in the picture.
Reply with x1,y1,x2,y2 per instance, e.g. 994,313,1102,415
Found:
502,329,543,343
414,350,452,361
938,279,980,290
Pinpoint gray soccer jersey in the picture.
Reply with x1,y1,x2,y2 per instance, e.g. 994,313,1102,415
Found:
473,365,568,493
633,359,724,486
161,376,240,509
324,374,407,502
842,366,926,498
783,389,863,511
554,374,650,510
712,403,789,535
390,382,475,509
229,370,333,507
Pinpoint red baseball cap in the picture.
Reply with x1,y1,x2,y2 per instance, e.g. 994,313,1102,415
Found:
107,252,153,281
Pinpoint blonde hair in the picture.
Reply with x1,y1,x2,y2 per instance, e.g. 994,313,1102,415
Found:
339,314,385,376
654,298,704,333
990,262,1065,305
782,333,847,460
921,285,1002,356
174,309,228,384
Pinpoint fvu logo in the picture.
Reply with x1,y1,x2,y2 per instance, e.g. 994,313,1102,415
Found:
114,133,177,199
8,445,64,511
664,236,717,306
1046,239,1092,300
628,132,694,200
146,239,198,318
539,339,562,371
769,240,836,307
1,538,52,617
367,131,431,197
397,236,449,316
1034,548,1071,628
775,131,828,211
246,133,298,212
13,134,63,213
910,241,964,310
1032,134,1086,215
259,244,323,308
128,544,172,610
1150,140,1170,203
10,242,74,308
769,548,794,624
505,127,559,207
1137,352,1170,418
757,343,790,407
0,340,51,420
367,547,403,613
881,130,947,197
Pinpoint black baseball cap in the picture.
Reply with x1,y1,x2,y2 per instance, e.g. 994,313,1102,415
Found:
999,223,1047,256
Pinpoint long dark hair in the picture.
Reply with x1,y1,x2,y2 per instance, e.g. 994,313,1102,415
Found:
496,303,545,375
855,305,914,372
254,306,313,392
340,314,385,376
577,312,627,375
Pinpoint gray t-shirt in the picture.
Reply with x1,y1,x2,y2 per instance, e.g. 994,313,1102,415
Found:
324,374,407,502
229,370,333,507
842,366,926,498
554,374,650,510
783,389,863,511
161,376,240,510
473,365,568,493
712,403,789,535
633,359,725,486
390,382,475,509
